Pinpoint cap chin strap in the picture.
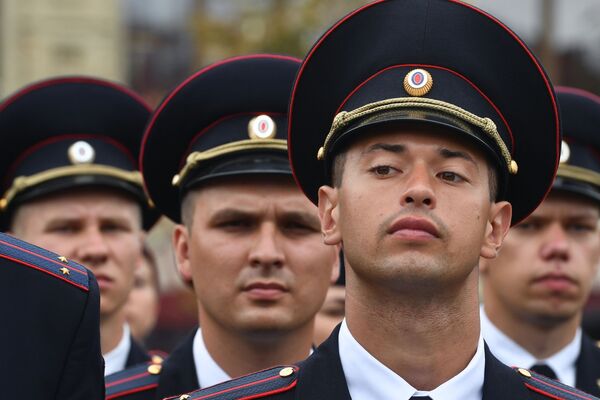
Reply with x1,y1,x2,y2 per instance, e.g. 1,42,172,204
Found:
557,164,600,187
317,97,518,175
0,164,143,211
172,138,287,186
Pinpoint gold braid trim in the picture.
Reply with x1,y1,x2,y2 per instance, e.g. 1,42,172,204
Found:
0,164,143,211
317,97,518,175
172,139,287,186
557,164,600,187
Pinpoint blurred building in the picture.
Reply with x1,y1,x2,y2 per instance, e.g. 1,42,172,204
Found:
0,0,126,97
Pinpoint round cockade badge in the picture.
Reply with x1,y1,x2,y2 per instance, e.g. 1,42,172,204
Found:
559,140,570,164
403,69,433,97
68,140,95,164
248,114,277,140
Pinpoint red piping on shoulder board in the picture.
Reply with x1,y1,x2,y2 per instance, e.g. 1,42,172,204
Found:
105,371,151,388
238,379,298,400
106,383,158,400
0,253,88,291
526,375,597,400
0,238,87,276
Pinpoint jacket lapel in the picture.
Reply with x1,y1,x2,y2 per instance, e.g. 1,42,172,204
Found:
294,325,351,400
575,333,600,396
483,344,532,400
156,331,199,399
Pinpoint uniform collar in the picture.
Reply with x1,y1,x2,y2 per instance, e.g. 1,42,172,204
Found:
338,319,485,400
192,328,231,388
481,305,581,386
104,323,132,376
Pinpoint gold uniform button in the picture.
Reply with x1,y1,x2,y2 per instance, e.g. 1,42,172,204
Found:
279,367,294,377
147,364,162,375
517,368,532,378
151,355,164,364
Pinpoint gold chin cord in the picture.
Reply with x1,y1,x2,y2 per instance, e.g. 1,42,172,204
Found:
316,97,518,175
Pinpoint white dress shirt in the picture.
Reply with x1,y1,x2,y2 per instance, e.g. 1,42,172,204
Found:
193,328,231,389
338,319,485,400
103,323,132,376
481,306,581,386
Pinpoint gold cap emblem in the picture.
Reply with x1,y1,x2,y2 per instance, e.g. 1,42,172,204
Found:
560,140,570,164
248,115,276,140
68,141,95,164
403,69,433,97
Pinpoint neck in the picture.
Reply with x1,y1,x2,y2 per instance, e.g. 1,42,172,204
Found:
101,309,127,355
200,315,314,379
345,267,481,391
483,297,580,359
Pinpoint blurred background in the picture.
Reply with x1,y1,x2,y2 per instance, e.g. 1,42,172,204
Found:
1,0,599,351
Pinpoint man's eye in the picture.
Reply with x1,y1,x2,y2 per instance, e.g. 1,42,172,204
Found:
515,222,540,231
49,225,77,234
438,171,464,183
567,223,596,233
370,165,395,176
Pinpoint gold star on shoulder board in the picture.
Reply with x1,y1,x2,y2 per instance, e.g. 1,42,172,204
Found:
58,256,68,263
60,267,70,275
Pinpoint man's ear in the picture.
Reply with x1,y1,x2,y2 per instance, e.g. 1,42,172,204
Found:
173,224,194,284
318,185,342,246
481,201,512,259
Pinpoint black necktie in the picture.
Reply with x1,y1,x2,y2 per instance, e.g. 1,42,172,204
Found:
410,397,433,400
530,364,558,380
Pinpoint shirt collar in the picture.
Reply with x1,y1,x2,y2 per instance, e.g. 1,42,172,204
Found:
339,319,485,400
192,328,231,388
103,323,132,376
481,306,581,386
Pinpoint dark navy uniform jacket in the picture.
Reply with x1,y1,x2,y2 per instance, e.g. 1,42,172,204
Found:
174,326,600,400
127,338,152,368
576,334,600,396
105,332,197,400
0,232,104,399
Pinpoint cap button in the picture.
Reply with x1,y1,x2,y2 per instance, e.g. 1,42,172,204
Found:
317,147,325,161
509,160,518,175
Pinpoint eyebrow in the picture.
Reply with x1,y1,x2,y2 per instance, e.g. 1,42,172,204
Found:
211,208,257,221
438,147,477,167
278,210,321,228
362,143,406,155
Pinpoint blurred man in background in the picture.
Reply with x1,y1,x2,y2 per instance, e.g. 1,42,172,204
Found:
0,77,158,376
481,87,600,395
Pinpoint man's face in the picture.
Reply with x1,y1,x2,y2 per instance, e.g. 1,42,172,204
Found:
481,192,600,325
174,176,338,336
319,128,511,293
11,189,143,317
126,256,160,341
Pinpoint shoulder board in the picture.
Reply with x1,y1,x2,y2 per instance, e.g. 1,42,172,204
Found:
514,367,600,400
105,361,162,399
0,232,89,290
165,365,299,400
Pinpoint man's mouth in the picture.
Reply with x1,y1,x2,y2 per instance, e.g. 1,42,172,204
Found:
387,216,440,240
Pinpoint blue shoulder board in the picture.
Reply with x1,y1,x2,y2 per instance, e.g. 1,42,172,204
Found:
105,361,162,399
166,365,298,400
514,367,600,399
0,232,89,290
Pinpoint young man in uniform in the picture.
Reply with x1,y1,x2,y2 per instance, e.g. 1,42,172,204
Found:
178,1,600,399
480,87,600,395
0,77,158,375
105,55,339,399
